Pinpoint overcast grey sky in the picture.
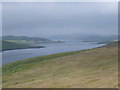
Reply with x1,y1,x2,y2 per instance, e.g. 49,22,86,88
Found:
2,2,118,37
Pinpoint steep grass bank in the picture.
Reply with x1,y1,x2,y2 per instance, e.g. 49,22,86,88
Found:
2,42,118,88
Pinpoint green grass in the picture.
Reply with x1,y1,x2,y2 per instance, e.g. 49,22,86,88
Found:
2,40,28,51
3,49,90,75
5,40,33,45
2,42,118,88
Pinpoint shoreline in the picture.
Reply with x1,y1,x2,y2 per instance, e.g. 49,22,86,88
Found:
2,46,45,52
2,41,107,52
2,42,118,88
2,43,107,65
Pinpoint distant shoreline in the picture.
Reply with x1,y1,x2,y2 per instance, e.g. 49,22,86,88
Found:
2,45,45,52
2,43,107,65
2,41,105,52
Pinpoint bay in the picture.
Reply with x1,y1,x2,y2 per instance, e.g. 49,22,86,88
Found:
2,41,105,64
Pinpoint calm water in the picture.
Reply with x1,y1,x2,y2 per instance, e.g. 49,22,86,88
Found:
2,41,105,64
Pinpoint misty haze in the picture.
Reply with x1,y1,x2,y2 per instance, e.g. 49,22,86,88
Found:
2,2,118,88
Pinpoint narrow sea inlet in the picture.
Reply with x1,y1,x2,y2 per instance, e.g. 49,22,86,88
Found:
2,41,105,64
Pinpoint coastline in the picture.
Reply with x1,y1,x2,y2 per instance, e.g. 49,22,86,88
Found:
2,42,118,88
2,43,106,65
2,45,45,52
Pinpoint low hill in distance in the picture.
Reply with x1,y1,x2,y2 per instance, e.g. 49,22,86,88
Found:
2,40,28,51
2,36,64,51
3,42,118,88
3,35,51,42
2,40,45,51
2,41,28,51
2,36,64,45
50,34,117,42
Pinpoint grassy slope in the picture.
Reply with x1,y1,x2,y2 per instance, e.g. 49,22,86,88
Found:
2,36,51,42
5,40,34,45
2,41,28,51
3,42,118,88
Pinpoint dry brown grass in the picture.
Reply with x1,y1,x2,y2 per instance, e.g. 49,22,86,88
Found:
3,43,118,88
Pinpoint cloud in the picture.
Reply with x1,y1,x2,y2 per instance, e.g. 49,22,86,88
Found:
2,2,118,37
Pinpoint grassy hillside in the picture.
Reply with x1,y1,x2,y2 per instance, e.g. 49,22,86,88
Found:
2,40,28,51
2,36,52,45
2,41,45,51
2,36,65,45
2,36,51,42
2,42,118,88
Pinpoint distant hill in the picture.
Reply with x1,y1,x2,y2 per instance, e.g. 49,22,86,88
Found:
2,40,28,51
2,40,45,51
2,36,51,42
2,36,64,44
50,34,117,41
2,36,64,51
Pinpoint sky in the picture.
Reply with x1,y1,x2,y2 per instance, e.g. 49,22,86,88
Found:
2,2,118,38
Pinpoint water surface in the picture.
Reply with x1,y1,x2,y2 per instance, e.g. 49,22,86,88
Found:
2,41,105,64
